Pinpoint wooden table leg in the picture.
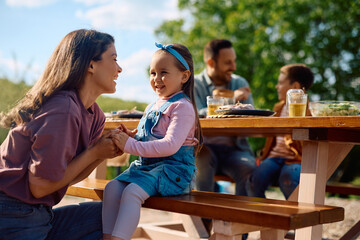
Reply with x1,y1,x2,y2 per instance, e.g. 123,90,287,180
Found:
295,141,328,240
295,142,353,240
260,229,285,240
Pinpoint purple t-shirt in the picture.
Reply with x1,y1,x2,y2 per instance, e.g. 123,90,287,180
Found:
0,90,105,206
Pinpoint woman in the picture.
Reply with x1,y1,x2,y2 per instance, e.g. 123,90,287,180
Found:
0,29,122,240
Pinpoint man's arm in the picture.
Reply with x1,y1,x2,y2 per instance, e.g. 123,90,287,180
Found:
230,76,254,105
194,76,210,116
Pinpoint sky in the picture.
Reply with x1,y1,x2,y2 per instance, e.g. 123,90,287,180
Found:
0,0,188,104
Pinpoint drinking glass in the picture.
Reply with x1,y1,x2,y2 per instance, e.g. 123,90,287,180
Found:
287,89,307,117
207,96,224,116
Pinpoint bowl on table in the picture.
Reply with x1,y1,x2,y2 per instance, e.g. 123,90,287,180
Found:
309,101,360,116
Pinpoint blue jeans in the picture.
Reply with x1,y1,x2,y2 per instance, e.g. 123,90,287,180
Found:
246,157,301,199
195,144,256,196
0,192,102,240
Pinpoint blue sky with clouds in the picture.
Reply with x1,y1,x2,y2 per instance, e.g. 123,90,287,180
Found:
0,0,186,104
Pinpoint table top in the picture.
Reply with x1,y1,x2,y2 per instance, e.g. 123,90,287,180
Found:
105,116,360,142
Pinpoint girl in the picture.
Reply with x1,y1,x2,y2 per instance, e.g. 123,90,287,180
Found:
0,29,122,240
102,43,203,240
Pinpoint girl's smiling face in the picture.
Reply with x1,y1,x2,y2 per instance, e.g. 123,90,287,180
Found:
149,51,190,98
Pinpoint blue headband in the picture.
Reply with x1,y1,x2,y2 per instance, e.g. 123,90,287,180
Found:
155,42,190,71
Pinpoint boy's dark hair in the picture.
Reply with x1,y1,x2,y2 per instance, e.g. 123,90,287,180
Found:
281,64,314,90
204,39,233,61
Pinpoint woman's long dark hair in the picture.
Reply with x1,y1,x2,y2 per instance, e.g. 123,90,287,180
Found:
0,29,114,128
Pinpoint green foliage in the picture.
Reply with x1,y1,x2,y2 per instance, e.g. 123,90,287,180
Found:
0,128,9,144
0,78,30,142
156,0,360,171
0,78,30,113
96,96,147,113
106,155,138,180
248,137,266,157
155,0,360,111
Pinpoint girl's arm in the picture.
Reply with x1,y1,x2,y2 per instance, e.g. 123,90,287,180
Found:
121,102,196,157
29,132,121,198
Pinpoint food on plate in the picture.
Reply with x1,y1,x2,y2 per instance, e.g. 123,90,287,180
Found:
116,108,144,115
218,102,255,110
106,107,144,118
309,101,360,116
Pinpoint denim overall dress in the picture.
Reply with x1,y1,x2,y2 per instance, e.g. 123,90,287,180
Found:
116,92,196,196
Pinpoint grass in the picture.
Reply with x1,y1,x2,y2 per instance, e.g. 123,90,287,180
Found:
106,155,138,180
96,96,147,113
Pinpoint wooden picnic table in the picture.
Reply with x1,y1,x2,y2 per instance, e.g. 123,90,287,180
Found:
105,116,360,240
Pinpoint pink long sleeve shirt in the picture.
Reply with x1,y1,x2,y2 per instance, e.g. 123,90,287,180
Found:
124,93,198,158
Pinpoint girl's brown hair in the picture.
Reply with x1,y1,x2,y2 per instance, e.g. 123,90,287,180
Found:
1,29,114,128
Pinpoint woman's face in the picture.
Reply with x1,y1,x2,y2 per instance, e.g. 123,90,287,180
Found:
91,43,122,94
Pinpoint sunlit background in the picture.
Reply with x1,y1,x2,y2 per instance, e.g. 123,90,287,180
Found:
0,0,189,104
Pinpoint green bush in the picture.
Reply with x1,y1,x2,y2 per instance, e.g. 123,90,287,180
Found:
96,96,147,113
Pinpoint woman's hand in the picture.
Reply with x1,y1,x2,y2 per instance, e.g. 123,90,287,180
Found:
234,86,251,102
89,131,123,160
111,132,130,152
29,132,123,199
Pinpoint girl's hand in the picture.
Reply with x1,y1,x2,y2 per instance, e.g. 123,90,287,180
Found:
112,132,130,151
119,123,138,137
89,132,123,160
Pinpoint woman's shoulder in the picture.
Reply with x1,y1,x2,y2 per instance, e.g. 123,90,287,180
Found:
46,91,83,112
42,90,83,116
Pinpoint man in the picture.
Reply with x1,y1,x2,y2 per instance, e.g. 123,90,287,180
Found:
194,39,256,196
246,64,314,199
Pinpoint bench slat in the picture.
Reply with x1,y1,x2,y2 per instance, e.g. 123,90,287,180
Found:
214,175,360,196
326,182,360,196
66,178,344,231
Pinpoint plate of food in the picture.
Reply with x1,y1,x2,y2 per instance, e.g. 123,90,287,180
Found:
117,113,143,118
215,109,275,116
113,108,144,119
213,103,275,117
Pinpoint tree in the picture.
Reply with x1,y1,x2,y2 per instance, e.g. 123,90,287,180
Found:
155,0,360,110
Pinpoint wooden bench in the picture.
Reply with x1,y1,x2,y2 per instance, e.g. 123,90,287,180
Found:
214,175,360,196
214,175,360,240
325,182,360,196
66,178,344,240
